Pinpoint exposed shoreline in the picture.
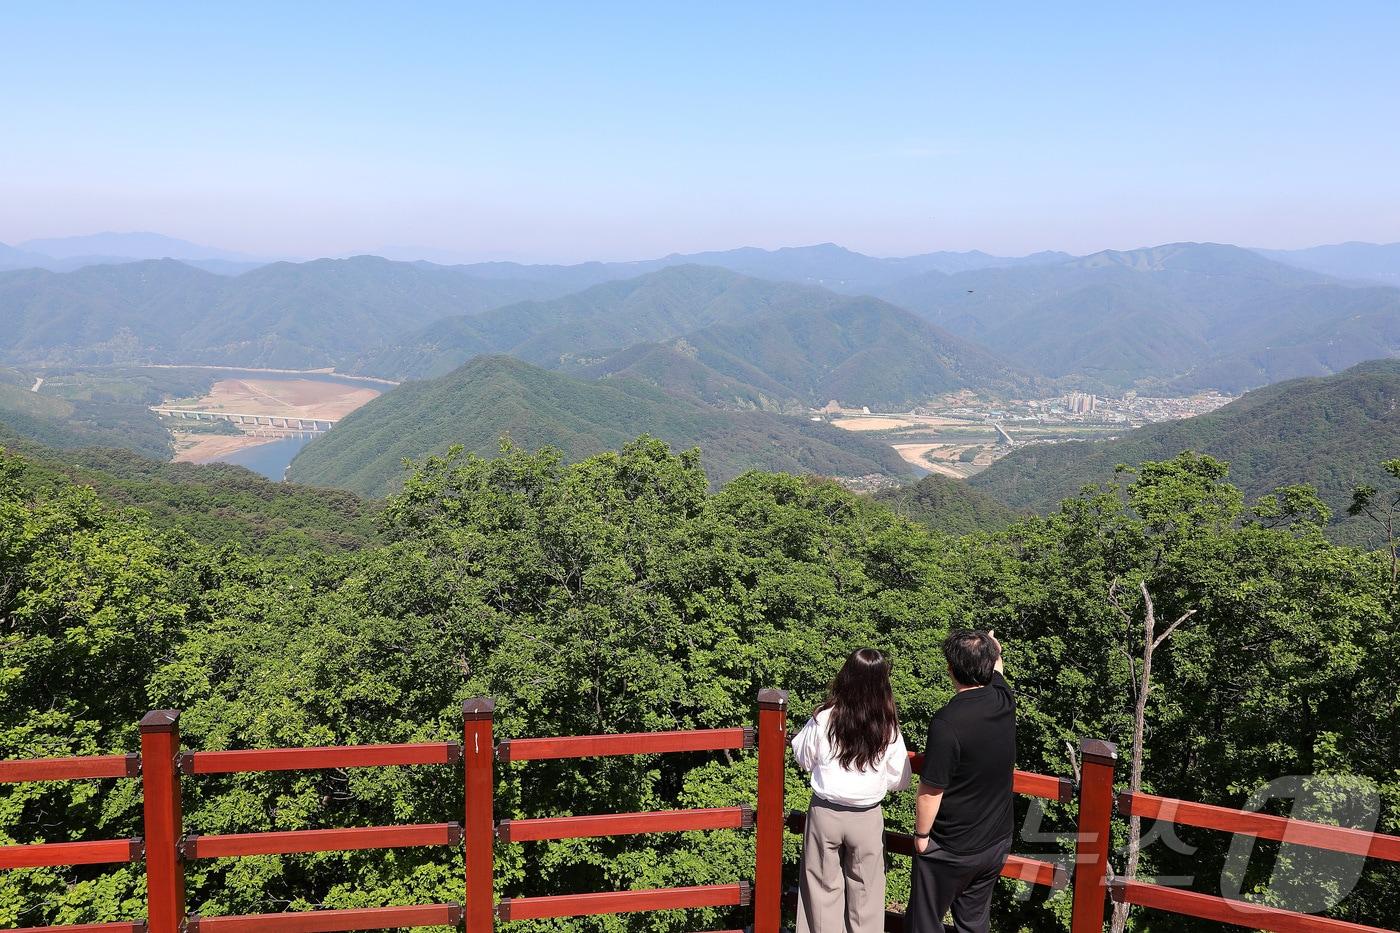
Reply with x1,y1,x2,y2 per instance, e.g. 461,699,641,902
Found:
165,376,383,466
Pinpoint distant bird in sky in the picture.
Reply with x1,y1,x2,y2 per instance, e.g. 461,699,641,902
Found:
967,289,975,293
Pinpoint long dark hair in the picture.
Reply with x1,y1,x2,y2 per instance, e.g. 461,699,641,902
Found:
817,648,899,771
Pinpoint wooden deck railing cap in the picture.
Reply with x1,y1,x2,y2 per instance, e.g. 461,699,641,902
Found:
1078,737,1117,766
757,688,788,710
462,697,495,720
139,710,181,734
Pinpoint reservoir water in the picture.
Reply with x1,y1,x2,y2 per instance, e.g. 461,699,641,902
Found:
218,436,314,480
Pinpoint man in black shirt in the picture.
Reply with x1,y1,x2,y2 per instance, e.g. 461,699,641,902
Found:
909,629,1016,933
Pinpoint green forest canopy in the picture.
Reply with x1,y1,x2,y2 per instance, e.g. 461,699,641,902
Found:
2,436,1397,931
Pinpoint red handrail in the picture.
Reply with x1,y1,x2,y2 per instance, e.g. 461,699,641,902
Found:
1111,879,1392,933
184,904,462,933
497,882,751,920
784,810,1068,892
9,703,1396,933
907,753,1073,802
497,807,750,842
1118,790,1400,863
183,823,460,859
0,837,141,870
179,741,460,774
0,754,138,783
19,918,146,924
496,727,750,761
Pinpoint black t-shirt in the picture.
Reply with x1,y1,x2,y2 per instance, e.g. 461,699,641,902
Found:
920,671,1016,854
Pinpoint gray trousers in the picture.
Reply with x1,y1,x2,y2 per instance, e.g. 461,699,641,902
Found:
796,797,887,933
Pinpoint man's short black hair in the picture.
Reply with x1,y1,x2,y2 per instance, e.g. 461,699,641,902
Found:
942,629,999,687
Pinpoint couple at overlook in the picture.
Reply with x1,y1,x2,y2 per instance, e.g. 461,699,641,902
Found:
792,631,1015,933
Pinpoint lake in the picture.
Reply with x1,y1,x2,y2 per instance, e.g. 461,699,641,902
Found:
218,436,313,480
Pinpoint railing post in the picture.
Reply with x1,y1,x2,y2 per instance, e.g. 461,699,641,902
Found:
140,710,185,933
1070,738,1118,933
464,698,496,933
754,688,788,933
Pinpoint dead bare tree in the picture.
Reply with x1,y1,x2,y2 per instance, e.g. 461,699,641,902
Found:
1108,579,1196,933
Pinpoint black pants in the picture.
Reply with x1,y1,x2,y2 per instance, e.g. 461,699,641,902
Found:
907,835,1012,933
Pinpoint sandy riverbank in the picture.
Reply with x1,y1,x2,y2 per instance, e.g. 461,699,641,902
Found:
176,433,281,464
168,377,382,464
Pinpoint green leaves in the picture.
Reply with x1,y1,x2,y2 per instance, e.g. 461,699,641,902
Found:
4,440,1399,928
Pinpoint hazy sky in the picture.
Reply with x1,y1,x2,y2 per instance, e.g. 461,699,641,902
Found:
3,2,1398,262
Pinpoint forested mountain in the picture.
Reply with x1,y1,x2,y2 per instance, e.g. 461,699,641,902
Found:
970,359,1400,543
0,257,580,369
5,435,1397,929
359,265,820,378
0,429,378,553
870,473,1020,535
876,242,1400,390
365,266,1034,406
672,293,1033,407
7,242,1397,399
286,355,913,495
0,381,172,459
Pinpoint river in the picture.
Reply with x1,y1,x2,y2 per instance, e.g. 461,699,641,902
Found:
217,436,314,481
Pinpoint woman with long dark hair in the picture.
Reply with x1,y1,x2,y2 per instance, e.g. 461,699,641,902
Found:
792,648,911,933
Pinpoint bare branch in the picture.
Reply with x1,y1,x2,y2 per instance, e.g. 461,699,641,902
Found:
1152,609,1198,650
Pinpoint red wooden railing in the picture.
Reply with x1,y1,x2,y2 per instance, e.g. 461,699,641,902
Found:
3,699,1399,932
1109,785,1400,932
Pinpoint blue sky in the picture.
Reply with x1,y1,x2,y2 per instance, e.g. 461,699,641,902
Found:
3,2,1398,262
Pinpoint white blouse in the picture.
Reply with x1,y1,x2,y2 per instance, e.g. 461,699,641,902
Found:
791,708,912,807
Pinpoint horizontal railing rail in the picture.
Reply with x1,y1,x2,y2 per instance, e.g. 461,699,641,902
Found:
907,753,1074,802
183,903,463,933
496,882,752,920
0,754,140,783
1118,789,1400,863
22,924,147,933
496,727,752,761
1110,788,1400,930
496,806,752,842
181,822,461,859
178,741,461,774
0,837,143,870
1111,879,1392,933
784,810,1069,893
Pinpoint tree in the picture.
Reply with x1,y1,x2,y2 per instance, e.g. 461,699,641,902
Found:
1348,459,1400,588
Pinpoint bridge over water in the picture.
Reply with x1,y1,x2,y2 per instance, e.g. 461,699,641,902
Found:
151,407,337,435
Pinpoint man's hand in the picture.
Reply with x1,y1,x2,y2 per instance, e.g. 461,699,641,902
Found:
989,629,1004,674
915,834,929,854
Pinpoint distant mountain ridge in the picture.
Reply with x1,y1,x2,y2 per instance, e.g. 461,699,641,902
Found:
18,231,265,262
876,242,1400,391
0,257,580,369
4,239,1398,399
1255,242,1400,286
2,232,274,276
286,355,914,495
365,265,1037,408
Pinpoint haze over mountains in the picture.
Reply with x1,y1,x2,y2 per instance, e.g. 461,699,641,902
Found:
4,239,1399,397
3,231,1399,528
